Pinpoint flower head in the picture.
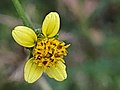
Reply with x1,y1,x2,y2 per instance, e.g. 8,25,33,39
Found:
12,12,70,83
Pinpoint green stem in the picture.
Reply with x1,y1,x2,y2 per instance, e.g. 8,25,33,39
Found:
12,0,33,28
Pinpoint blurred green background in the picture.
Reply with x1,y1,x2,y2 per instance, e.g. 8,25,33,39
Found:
0,0,120,90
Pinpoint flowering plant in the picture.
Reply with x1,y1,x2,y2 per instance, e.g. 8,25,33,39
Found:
12,12,70,83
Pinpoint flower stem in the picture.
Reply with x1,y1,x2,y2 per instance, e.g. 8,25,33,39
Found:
12,0,33,28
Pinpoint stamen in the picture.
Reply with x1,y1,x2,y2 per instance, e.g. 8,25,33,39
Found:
57,45,62,49
32,38,69,67
43,61,47,65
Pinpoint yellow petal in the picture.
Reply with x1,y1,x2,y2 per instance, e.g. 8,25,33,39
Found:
24,58,43,83
12,26,37,47
42,12,60,37
45,61,67,81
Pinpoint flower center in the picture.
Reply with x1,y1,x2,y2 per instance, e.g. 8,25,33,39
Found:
32,38,69,68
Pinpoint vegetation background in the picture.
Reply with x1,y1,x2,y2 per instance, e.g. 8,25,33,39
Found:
0,0,120,90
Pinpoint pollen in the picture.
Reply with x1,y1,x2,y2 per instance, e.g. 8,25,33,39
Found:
33,38,70,68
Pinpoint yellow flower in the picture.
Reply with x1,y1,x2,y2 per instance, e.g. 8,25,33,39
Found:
12,12,70,83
